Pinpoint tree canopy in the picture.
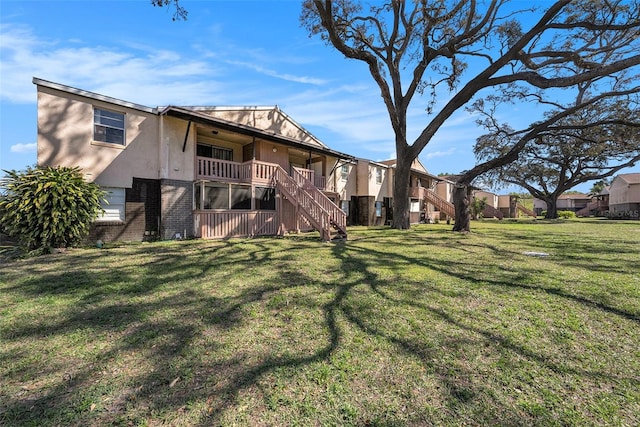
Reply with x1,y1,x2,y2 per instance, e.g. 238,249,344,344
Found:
475,94,640,218
302,0,640,231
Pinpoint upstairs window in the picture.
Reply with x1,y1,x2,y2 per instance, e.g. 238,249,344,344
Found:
341,164,349,181
375,167,383,184
94,108,125,145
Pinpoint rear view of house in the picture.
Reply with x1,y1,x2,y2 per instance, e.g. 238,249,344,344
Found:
34,78,350,242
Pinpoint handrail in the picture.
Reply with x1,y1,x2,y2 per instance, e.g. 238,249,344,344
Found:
424,190,455,217
273,167,332,240
516,203,536,217
292,168,346,230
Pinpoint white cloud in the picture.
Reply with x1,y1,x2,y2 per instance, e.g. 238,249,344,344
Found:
0,23,218,105
225,60,328,85
424,147,456,159
10,142,37,153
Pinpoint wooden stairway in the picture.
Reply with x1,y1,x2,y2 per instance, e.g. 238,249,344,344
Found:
424,190,455,217
273,167,347,242
576,200,599,217
516,204,536,217
482,204,504,219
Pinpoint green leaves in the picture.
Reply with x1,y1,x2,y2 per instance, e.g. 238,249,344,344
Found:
0,166,106,255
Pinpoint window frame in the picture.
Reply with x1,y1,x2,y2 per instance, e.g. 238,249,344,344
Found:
96,187,126,222
341,164,349,181
93,108,125,146
194,182,274,211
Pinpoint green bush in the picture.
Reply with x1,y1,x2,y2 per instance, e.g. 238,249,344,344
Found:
557,210,576,219
0,166,105,254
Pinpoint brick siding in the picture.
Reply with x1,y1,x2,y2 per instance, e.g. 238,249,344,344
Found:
161,179,194,240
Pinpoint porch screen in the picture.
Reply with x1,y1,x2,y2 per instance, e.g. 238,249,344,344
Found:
255,187,276,211
230,185,251,210
204,183,229,209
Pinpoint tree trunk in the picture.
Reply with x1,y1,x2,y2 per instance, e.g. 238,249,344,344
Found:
452,184,472,232
392,157,411,229
545,197,558,219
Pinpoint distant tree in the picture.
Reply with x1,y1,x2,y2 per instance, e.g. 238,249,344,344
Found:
589,178,611,195
475,96,640,219
301,0,640,231
0,166,105,255
471,197,487,220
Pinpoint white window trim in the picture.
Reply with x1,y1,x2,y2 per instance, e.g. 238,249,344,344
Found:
97,187,125,222
93,107,126,147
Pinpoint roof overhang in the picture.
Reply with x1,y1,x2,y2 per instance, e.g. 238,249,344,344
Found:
161,106,354,161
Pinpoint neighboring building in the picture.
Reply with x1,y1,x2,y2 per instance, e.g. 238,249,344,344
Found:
607,174,640,218
34,78,351,242
533,193,591,215
377,159,444,224
576,187,610,217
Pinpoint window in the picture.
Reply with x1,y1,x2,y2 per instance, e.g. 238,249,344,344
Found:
410,199,420,213
341,164,349,181
230,185,252,210
97,187,125,222
375,167,383,184
94,108,125,145
204,183,229,209
197,143,233,161
375,201,383,217
255,187,276,210
195,183,275,210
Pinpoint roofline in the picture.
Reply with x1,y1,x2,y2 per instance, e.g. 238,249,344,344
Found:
161,106,354,160
382,162,443,182
177,105,330,149
32,77,157,114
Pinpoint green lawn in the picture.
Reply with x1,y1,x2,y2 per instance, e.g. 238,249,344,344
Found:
1,219,639,426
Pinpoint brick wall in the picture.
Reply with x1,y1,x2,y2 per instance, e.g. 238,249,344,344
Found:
161,179,194,240
86,178,161,243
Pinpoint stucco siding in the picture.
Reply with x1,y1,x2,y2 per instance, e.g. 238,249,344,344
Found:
36,86,160,188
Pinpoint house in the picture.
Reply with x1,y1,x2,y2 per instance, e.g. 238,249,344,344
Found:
607,173,640,218
34,78,352,242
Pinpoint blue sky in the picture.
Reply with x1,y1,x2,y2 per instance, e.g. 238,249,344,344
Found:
1,0,637,193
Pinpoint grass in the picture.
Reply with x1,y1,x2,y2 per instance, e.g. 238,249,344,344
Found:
1,219,639,426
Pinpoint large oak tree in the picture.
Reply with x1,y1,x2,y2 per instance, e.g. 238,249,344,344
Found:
301,0,640,230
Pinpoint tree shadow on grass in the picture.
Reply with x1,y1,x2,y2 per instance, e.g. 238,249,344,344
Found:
1,230,638,426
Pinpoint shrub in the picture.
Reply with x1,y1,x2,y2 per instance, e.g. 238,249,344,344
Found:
557,210,576,219
0,166,105,254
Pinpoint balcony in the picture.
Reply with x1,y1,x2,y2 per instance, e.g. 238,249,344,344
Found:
196,157,326,189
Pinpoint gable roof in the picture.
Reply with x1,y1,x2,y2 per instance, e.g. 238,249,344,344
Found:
376,158,442,183
182,106,328,149
616,173,640,185
558,193,590,200
162,106,353,160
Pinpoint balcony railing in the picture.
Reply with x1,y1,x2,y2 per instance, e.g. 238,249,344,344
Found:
196,157,326,190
